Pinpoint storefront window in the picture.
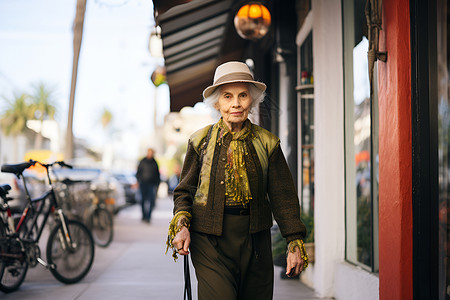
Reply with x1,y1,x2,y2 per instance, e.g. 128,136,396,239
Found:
296,28,314,248
298,32,314,217
343,0,379,271
437,0,449,297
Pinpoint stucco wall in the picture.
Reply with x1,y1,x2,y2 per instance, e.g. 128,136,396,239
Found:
377,0,413,299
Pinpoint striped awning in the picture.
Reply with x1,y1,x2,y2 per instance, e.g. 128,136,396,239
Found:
155,0,245,111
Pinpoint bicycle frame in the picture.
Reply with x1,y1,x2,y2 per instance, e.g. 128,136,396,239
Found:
6,161,75,250
15,189,54,242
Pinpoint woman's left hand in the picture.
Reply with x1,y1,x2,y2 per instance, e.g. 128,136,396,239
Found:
286,246,305,277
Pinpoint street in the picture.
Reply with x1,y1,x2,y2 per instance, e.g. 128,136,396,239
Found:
1,196,321,300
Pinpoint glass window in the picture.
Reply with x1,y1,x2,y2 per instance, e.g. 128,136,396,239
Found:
297,31,314,243
342,0,379,271
437,0,449,297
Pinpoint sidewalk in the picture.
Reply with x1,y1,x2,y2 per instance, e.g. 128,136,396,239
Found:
106,196,322,300
1,195,324,300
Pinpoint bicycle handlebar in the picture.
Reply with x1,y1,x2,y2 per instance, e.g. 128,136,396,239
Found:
56,161,73,169
2,160,74,186
28,159,73,170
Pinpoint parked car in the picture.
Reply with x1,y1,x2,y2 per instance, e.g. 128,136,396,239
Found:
111,171,139,204
0,172,23,212
167,174,180,194
52,167,127,215
91,171,127,214
0,170,46,213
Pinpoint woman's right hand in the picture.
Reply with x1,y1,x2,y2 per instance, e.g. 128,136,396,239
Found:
173,226,191,255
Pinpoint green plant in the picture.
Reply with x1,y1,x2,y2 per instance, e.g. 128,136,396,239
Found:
271,229,287,266
301,212,314,243
271,212,314,266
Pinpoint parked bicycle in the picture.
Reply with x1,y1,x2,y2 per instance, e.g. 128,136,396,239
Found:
57,177,114,247
0,160,95,293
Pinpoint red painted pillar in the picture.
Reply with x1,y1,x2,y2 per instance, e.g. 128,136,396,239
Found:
377,0,413,299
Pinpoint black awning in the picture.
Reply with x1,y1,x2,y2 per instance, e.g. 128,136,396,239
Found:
156,0,246,111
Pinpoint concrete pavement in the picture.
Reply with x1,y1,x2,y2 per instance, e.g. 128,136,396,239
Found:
1,196,323,300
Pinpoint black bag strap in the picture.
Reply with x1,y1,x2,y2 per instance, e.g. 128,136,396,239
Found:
184,254,192,300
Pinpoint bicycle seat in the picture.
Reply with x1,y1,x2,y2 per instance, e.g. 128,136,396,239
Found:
1,161,33,177
0,184,11,197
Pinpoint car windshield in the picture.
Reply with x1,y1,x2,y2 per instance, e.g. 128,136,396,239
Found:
52,168,102,182
112,172,137,184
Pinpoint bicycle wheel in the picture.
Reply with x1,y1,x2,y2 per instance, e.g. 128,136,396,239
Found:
0,221,28,293
46,219,94,284
89,207,113,247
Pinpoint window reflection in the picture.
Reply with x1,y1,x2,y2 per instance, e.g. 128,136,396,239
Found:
353,37,372,266
437,0,449,297
343,0,378,271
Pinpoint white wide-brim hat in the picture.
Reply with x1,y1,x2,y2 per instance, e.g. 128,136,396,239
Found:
202,61,267,98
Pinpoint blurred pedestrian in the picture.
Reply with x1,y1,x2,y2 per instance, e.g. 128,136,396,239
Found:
166,61,309,299
136,148,160,223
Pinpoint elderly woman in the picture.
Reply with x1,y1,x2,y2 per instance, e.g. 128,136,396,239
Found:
167,61,308,300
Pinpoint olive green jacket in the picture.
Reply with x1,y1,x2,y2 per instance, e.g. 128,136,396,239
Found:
173,122,307,243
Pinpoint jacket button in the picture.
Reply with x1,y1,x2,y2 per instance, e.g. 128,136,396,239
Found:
220,181,224,185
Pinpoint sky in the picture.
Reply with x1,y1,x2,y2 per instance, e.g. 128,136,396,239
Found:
353,37,370,105
0,0,170,162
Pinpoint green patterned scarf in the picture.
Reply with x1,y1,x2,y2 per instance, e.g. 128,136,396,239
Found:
219,118,253,207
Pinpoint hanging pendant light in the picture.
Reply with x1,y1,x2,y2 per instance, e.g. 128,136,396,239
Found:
234,2,271,41
148,25,163,58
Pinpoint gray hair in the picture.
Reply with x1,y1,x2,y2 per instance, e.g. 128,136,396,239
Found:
203,83,265,118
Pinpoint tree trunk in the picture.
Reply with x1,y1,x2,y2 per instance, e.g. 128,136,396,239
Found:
66,0,87,160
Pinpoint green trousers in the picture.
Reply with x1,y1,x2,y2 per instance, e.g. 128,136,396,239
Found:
190,214,274,300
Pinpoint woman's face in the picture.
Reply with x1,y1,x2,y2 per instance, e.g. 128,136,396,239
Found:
216,82,252,132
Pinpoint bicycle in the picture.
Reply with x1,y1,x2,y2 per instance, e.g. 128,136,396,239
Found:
0,160,95,293
86,188,114,247
57,177,114,247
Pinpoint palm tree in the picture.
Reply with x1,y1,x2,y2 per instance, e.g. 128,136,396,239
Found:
100,107,113,129
0,93,34,136
30,82,57,149
0,93,34,161
99,107,114,168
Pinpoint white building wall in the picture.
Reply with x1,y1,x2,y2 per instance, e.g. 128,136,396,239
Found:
299,1,380,299
310,0,346,297
0,133,28,164
335,263,379,299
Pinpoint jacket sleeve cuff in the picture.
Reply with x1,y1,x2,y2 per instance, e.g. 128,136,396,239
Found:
284,233,305,244
165,211,192,261
287,239,309,269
